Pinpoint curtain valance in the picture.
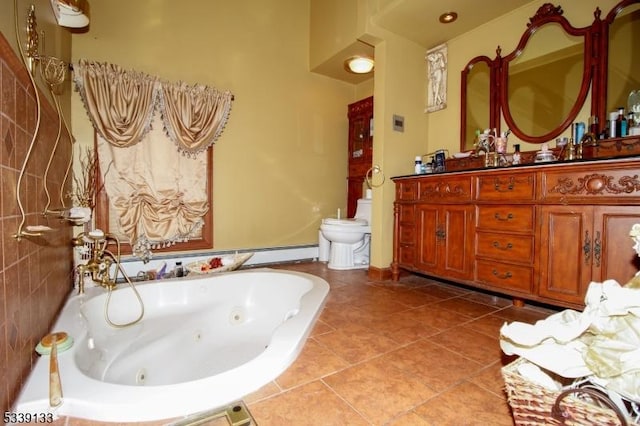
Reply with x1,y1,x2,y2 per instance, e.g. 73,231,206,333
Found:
73,59,234,154
160,82,234,156
74,60,157,147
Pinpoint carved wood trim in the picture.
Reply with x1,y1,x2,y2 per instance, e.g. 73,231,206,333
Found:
550,173,640,195
419,182,470,199
528,3,563,27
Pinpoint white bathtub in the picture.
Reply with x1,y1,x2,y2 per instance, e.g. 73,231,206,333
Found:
14,268,329,422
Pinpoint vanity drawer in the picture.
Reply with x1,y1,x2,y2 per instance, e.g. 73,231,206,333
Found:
399,225,415,244
475,259,533,293
398,245,415,266
475,232,534,263
397,181,418,201
541,166,640,202
418,176,473,202
398,204,415,223
476,172,535,201
476,205,535,232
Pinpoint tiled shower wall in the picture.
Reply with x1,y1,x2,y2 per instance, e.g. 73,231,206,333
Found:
0,32,74,413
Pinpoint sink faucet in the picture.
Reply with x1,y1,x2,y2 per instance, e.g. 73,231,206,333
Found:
72,229,117,294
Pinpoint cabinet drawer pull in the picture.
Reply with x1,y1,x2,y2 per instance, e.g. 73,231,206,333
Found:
492,269,513,279
492,241,513,250
494,212,514,221
594,231,601,267
583,231,591,265
493,177,515,192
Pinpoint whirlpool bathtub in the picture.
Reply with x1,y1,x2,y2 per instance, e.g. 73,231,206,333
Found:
14,268,329,422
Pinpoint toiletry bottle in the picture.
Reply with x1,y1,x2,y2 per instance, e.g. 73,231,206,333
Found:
609,111,618,138
589,116,599,135
628,111,636,129
616,107,627,137
175,261,184,277
512,144,521,165
414,156,422,174
575,122,585,143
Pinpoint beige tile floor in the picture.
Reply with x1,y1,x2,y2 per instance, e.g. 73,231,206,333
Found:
242,261,558,426
57,261,558,426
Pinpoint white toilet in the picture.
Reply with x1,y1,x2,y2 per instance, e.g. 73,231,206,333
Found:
319,198,371,270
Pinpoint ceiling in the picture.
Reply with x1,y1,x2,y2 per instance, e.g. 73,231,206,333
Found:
372,0,534,48
319,0,534,84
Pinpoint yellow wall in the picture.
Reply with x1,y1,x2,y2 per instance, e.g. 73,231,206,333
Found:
309,0,359,69
71,0,357,251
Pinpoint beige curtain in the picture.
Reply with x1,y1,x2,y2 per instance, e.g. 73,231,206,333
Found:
74,60,158,147
97,116,209,261
160,82,233,156
74,60,233,260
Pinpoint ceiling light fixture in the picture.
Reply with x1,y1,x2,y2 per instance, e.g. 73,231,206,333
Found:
439,12,458,24
345,56,374,74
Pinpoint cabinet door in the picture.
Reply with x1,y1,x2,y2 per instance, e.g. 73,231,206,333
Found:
415,204,440,272
538,206,592,305
593,206,640,284
440,205,474,279
415,204,473,279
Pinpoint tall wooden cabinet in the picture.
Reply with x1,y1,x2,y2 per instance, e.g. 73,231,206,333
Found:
392,158,640,309
347,97,373,217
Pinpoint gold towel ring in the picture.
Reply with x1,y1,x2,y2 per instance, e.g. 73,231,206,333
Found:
366,165,385,188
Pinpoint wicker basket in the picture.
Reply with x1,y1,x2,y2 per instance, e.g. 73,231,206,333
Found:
502,358,638,426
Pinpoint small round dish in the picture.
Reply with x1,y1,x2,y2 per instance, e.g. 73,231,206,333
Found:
534,151,556,163
453,151,472,159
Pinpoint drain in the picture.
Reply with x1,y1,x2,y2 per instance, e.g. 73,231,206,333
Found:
136,368,147,385
229,307,246,325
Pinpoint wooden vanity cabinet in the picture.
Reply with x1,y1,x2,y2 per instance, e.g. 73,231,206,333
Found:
347,97,373,217
392,158,640,309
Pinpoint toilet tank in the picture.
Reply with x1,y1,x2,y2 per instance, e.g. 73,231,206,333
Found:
354,198,372,222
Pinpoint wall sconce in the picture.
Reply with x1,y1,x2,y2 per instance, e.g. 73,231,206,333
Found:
345,56,374,74
50,0,89,28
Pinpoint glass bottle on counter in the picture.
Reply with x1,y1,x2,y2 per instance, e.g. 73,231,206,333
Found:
616,107,628,137
175,261,184,277
512,144,521,165
414,156,423,174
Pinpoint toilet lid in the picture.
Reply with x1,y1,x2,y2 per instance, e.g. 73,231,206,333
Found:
323,218,367,226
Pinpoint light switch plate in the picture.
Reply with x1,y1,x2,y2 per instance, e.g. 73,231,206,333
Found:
392,114,404,132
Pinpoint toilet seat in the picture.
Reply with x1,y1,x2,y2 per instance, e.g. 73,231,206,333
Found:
322,218,367,226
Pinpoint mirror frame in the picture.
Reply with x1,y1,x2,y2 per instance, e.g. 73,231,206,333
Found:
460,56,499,149
459,1,640,150
594,0,640,128
499,4,595,144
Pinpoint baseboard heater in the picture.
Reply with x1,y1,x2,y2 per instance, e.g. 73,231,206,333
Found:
116,245,320,278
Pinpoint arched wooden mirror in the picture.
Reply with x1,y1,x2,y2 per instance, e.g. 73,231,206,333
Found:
460,56,497,151
602,0,640,123
499,4,594,143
